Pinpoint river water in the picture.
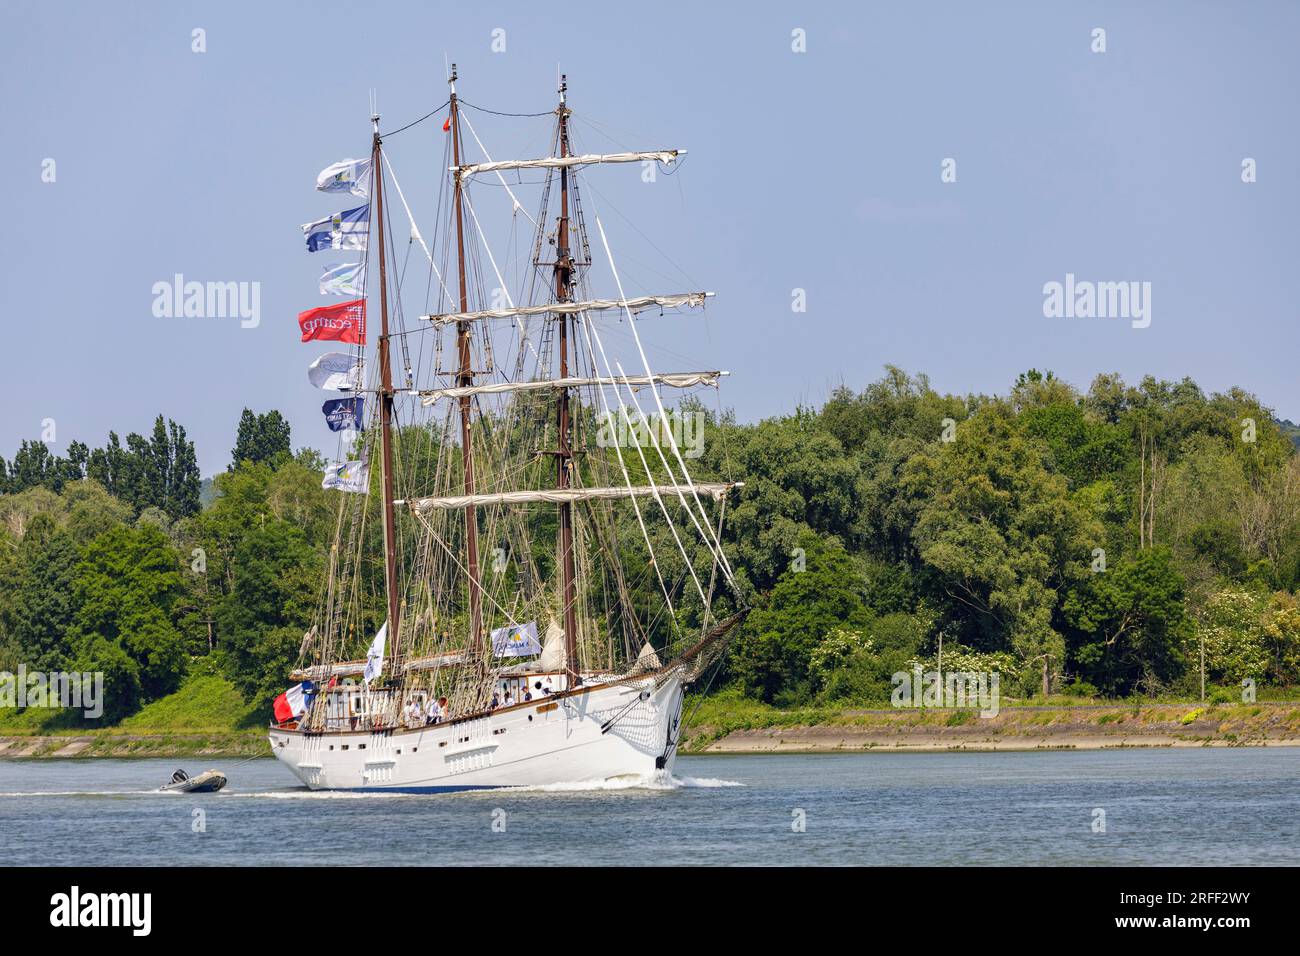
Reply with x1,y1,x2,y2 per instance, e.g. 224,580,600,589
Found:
1,750,1296,865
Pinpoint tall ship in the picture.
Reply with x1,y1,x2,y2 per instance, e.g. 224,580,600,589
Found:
269,68,747,791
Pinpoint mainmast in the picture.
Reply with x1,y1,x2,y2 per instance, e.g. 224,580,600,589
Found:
448,65,484,654
554,76,580,686
371,116,402,648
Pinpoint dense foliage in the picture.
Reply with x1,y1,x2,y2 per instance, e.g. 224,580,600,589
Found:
708,368,1300,702
1,370,1298,725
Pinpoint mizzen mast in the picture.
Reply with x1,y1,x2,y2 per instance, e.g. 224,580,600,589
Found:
371,115,401,646
448,65,485,655
554,75,580,686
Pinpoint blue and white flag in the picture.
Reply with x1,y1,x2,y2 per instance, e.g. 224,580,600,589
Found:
322,458,370,493
319,261,366,296
363,622,387,686
491,621,542,658
307,352,362,391
302,205,369,252
316,157,371,198
322,396,365,432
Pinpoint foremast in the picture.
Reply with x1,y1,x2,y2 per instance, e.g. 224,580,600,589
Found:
553,76,580,686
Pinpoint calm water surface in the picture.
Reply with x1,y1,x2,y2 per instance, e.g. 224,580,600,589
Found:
1,750,1296,865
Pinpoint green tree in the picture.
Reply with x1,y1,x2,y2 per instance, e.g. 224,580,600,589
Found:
1196,586,1269,686
1062,547,1189,695
217,521,320,703
230,408,292,471
81,417,200,519
906,403,1099,692
730,539,871,703
7,513,79,671
69,524,187,701
72,636,141,723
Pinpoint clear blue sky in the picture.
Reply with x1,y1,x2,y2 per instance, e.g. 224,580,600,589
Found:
3,0,1296,475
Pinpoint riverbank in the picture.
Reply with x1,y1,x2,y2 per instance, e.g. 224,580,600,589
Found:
682,699,1300,754
5,673,1300,758
0,673,269,758
0,732,268,758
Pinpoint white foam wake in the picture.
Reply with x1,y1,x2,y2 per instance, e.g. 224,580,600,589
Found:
229,789,421,800
504,771,744,793
675,775,745,788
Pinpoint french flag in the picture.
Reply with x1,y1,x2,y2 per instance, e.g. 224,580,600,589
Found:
273,681,315,724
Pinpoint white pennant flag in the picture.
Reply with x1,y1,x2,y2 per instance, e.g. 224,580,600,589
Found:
320,261,366,296
316,157,371,198
363,621,388,686
308,352,363,391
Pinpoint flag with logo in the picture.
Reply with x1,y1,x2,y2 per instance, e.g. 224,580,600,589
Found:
299,299,366,344
319,261,366,296
363,622,388,686
490,621,542,658
322,458,370,493
308,352,363,391
302,205,369,252
316,157,371,197
322,396,364,432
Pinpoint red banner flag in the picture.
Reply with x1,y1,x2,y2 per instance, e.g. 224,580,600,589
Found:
298,299,366,344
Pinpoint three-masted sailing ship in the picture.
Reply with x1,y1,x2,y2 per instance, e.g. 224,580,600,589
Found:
270,68,746,790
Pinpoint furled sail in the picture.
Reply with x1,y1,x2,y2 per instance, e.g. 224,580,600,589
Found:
417,370,725,404
400,482,740,514
291,650,465,682
539,620,566,672
421,292,711,327
455,150,683,181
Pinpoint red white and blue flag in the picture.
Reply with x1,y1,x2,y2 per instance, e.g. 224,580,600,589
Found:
273,681,315,724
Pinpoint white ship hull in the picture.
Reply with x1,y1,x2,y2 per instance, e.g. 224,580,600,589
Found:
269,675,684,791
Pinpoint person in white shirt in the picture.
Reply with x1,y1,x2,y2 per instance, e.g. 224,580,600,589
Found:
503,690,515,707
404,699,422,727
426,696,442,725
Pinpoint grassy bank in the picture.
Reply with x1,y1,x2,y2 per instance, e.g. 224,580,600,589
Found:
680,689,1300,753
0,673,270,758
6,678,1300,758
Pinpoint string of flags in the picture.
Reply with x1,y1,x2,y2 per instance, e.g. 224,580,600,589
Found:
304,157,372,494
